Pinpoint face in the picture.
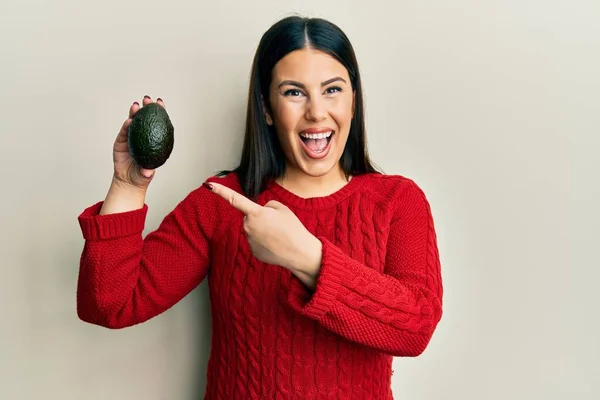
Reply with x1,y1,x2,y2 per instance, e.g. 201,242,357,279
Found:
265,48,355,181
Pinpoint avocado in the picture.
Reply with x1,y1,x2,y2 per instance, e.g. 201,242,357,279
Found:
127,102,174,169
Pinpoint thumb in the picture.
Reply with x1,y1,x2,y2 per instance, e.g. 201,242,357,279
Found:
265,200,287,209
140,168,155,179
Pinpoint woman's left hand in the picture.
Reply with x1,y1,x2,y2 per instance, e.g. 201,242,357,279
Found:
205,181,322,281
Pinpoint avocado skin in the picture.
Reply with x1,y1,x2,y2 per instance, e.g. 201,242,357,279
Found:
127,103,174,169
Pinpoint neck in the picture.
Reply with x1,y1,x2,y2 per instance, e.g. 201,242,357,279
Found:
277,165,351,198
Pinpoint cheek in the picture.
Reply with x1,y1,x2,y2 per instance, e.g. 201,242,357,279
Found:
274,102,303,128
331,100,354,126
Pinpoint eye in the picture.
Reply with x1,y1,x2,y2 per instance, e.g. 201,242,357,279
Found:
325,86,342,94
283,89,303,97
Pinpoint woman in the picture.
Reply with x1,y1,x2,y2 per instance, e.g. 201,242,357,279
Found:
76,15,443,399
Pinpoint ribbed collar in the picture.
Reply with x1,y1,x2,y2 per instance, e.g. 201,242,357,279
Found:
264,174,365,210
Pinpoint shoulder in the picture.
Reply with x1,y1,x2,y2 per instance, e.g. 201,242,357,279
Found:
358,172,430,205
183,171,243,202
205,171,243,192
169,171,242,238
356,172,436,224
173,172,242,217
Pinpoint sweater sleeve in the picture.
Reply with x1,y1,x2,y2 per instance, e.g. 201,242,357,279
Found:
285,180,443,357
76,186,217,329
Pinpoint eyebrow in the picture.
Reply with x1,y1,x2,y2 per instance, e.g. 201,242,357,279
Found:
277,76,347,89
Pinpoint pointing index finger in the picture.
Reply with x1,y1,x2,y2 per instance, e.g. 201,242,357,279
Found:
206,181,262,215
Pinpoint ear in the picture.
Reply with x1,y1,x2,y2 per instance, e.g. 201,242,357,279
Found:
261,95,273,125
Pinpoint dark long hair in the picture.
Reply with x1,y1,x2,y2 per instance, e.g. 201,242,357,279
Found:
218,15,381,199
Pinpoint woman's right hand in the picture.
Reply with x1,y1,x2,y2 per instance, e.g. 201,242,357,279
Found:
112,95,166,190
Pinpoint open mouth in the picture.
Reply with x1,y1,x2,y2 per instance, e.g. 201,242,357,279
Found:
299,131,334,156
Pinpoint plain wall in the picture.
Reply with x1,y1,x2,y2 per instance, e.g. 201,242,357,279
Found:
1,0,598,399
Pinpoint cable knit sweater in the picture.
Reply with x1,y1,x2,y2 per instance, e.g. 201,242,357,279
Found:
76,172,443,400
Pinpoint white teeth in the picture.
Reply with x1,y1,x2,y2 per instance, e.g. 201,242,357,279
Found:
300,131,333,139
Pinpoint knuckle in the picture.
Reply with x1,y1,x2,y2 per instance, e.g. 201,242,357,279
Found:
266,200,281,209
227,195,236,207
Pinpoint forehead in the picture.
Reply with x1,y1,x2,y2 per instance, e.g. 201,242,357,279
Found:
272,48,349,83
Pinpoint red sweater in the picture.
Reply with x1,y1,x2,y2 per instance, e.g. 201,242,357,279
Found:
76,172,443,400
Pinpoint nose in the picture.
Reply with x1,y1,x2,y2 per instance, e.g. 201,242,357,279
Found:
305,96,327,122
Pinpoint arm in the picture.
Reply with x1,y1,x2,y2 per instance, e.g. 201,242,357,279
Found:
286,181,443,357
76,184,217,329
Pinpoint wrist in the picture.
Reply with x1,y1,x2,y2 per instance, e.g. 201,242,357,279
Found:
99,178,147,215
111,177,147,197
291,235,323,275
111,174,148,193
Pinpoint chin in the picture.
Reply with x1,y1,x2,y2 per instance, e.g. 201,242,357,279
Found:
293,148,344,178
297,161,339,177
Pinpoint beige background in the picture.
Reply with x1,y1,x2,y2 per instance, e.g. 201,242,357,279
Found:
1,0,598,399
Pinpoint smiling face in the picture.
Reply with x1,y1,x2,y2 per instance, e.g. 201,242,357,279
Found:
265,48,355,181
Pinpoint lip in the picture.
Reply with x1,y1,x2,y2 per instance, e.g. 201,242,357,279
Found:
298,130,335,160
300,127,335,134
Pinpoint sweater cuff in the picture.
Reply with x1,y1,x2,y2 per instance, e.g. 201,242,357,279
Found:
287,237,347,320
78,201,148,240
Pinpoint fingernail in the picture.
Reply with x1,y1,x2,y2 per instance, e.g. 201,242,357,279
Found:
144,95,150,99
203,182,213,191
157,97,162,102
133,101,139,106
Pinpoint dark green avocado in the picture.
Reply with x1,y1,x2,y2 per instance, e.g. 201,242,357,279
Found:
127,102,174,169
